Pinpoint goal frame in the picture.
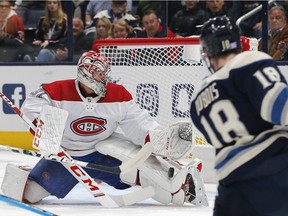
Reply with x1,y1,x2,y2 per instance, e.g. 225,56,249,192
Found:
92,37,216,183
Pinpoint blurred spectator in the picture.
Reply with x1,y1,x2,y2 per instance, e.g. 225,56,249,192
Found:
85,0,110,27
169,0,209,37
85,0,132,28
72,17,95,61
205,0,232,19
135,0,162,26
95,16,111,39
31,0,67,62
231,1,262,38
276,0,288,18
136,10,174,38
15,0,45,26
258,6,288,61
94,0,141,36
72,0,89,24
110,19,133,38
0,0,26,61
91,17,111,50
168,0,184,25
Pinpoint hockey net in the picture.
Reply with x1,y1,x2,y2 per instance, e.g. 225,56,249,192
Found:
93,37,216,182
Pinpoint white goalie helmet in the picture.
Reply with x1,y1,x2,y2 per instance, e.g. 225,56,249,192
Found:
77,51,111,97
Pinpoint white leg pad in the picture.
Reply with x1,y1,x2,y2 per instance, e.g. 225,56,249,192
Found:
23,179,50,203
187,159,209,207
140,173,172,205
138,156,188,205
172,189,186,205
95,132,141,185
1,163,31,201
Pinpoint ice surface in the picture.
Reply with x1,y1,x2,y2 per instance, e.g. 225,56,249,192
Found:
0,150,217,216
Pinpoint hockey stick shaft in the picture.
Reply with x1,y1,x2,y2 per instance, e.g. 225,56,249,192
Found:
0,91,153,207
0,91,36,130
0,144,113,174
0,194,58,216
0,143,152,175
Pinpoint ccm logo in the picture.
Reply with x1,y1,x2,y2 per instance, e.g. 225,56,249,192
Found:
33,119,44,147
58,151,104,196
71,116,106,136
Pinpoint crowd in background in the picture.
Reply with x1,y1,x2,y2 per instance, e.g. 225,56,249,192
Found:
1,0,288,62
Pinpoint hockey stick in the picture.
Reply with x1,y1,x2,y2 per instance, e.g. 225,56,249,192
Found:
0,143,152,175
0,194,58,216
0,91,155,207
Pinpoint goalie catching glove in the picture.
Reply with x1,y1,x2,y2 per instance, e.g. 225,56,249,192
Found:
149,121,194,160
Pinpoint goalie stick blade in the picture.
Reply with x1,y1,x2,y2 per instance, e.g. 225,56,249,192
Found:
122,186,155,206
110,186,155,206
0,194,58,216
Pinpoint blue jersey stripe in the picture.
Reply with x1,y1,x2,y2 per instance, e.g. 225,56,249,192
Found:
272,88,288,124
215,131,275,170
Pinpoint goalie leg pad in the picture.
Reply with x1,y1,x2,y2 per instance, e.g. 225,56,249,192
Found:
1,163,31,201
95,132,141,185
140,173,172,205
95,132,141,162
23,179,50,203
138,156,189,205
138,157,208,206
186,159,209,207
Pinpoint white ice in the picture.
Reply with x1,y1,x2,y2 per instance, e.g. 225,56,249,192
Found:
0,150,217,216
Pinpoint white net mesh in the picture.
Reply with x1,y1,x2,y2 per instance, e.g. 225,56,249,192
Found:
94,38,210,147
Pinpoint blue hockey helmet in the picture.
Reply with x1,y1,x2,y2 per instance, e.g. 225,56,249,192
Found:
200,15,242,58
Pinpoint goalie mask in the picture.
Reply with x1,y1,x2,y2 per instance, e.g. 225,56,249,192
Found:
77,51,111,97
200,15,241,73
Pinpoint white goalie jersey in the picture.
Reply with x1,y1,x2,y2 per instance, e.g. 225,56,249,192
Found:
21,79,160,157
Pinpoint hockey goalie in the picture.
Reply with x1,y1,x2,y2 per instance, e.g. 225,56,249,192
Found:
1,51,208,207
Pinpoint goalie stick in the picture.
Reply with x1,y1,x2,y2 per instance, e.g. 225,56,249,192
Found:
0,194,58,216
0,143,151,175
0,91,155,207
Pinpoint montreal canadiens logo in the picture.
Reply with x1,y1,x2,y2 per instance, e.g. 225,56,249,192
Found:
71,116,106,136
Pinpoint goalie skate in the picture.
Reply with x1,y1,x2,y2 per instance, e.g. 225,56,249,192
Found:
184,159,208,207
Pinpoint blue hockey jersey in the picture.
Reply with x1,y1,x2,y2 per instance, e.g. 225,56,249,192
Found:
190,51,288,185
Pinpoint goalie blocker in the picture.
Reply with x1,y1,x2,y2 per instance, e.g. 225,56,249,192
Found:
1,123,208,206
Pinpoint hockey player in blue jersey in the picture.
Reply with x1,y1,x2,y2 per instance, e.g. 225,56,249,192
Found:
190,15,288,216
